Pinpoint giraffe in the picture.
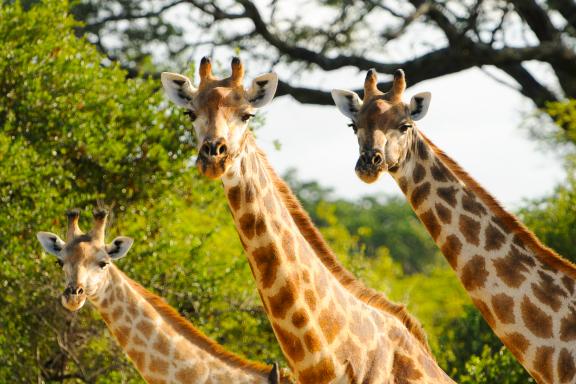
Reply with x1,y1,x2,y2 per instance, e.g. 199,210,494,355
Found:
331,68,576,384
161,57,455,384
36,208,291,384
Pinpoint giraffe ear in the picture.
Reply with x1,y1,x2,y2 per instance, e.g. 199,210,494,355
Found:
161,72,196,107
410,92,431,121
246,73,278,108
36,232,65,259
105,236,134,260
331,89,363,120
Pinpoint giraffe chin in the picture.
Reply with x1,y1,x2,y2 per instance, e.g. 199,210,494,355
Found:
355,163,384,184
196,156,229,179
61,294,86,312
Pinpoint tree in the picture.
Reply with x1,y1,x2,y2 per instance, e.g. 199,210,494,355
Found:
73,0,576,125
0,1,282,381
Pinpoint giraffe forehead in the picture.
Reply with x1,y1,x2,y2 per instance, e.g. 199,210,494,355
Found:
195,86,246,112
359,99,407,129
64,238,100,264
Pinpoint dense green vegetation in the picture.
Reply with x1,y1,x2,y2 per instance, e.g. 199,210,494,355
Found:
1,1,573,383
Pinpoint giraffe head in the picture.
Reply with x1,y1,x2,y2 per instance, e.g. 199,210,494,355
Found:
332,69,432,183
161,57,278,179
36,209,133,311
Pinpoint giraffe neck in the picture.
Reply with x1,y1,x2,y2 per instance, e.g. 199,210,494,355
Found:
391,129,576,383
89,265,276,384
221,133,453,384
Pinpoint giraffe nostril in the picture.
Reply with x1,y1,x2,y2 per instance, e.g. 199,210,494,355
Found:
201,142,211,156
217,143,227,156
372,152,383,166
76,287,84,295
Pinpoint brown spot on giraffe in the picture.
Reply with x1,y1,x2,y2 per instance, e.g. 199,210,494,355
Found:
559,348,576,383
111,306,124,321
298,357,336,384
562,275,575,295
461,191,487,217
430,160,454,182
521,296,553,338
460,255,488,291
304,289,317,311
437,186,458,208
114,326,130,348
532,270,567,311
398,176,408,194
534,346,554,383
318,305,345,344
472,298,495,328
303,329,322,353
484,223,506,251
175,365,206,382
501,332,529,361
153,334,170,356
268,280,298,319
416,139,429,160
149,357,169,375
410,182,431,210
244,180,256,204
560,308,576,342
252,244,280,289
441,234,462,269
128,348,146,370
254,215,266,238
491,293,515,324
458,214,480,246
239,212,256,240
132,334,147,346
493,248,534,288
412,163,426,184
282,231,296,263
291,308,309,328
227,186,241,211
435,203,452,224
392,352,423,384
272,323,305,363
419,209,441,241
137,319,154,339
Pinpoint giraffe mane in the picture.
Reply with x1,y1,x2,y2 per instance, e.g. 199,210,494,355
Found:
117,268,292,381
250,136,432,352
420,131,576,279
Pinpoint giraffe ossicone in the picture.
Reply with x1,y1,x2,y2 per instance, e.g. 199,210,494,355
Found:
332,69,576,384
37,208,292,384
163,57,455,384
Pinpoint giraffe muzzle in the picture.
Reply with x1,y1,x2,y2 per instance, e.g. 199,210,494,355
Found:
61,285,87,311
197,138,231,179
355,149,386,184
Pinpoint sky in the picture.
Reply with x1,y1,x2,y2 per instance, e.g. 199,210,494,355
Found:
256,67,566,210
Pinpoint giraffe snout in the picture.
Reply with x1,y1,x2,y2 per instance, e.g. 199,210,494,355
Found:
200,138,228,158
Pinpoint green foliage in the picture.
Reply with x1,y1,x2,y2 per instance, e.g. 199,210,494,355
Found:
0,1,280,382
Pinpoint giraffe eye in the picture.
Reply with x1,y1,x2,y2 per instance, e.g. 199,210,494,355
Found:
399,123,412,133
348,122,358,134
183,110,197,121
98,261,109,269
241,113,255,122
